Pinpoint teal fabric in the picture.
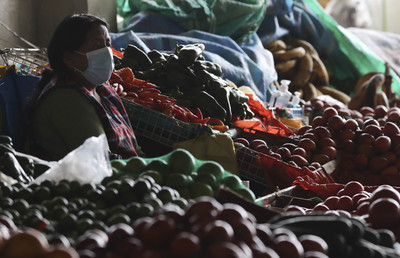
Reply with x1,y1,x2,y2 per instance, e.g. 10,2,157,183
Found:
117,0,268,43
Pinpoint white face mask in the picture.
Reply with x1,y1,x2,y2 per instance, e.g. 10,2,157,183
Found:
75,47,114,85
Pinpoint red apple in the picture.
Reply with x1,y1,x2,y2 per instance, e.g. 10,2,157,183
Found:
328,115,345,131
374,135,391,153
382,122,400,136
374,105,389,119
234,138,250,148
322,107,339,122
359,106,374,116
249,139,267,150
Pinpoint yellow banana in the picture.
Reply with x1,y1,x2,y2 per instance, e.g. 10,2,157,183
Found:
301,82,322,102
275,59,297,75
310,55,329,86
348,73,385,110
289,38,319,57
290,52,313,90
374,90,389,109
264,39,287,52
353,72,379,94
273,47,306,62
318,85,351,105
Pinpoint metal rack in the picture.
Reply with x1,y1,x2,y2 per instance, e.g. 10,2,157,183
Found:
0,48,48,75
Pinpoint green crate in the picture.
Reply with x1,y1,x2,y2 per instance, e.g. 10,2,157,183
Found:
122,98,211,147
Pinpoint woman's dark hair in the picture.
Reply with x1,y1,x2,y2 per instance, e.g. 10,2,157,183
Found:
48,13,108,77
39,13,109,88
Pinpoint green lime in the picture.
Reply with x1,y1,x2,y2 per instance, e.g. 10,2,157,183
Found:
15,187,33,202
57,213,77,233
68,180,81,197
92,220,108,231
144,159,171,175
189,182,214,198
234,187,256,202
168,149,196,175
76,218,94,235
111,159,127,171
143,195,163,209
221,174,243,190
79,183,97,197
196,173,218,188
117,178,135,195
139,170,164,185
50,196,69,207
86,189,102,202
177,188,191,200
126,202,141,218
107,213,131,226
165,173,191,188
49,205,69,220
123,156,147,174
11,199,29,214
132,179,152,200
1,185,14,197
32,186,52,203
136,203,154,218
197,161,225,182
108,204,126,216
53,181,72,197
102,188,119,206
157,187,176,203
171,197,189,209
77,210,96,220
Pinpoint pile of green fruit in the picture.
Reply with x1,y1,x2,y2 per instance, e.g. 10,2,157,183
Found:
0,173,186,247
111,148,255,202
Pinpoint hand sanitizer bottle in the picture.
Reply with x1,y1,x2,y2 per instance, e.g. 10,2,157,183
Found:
275,80,292,108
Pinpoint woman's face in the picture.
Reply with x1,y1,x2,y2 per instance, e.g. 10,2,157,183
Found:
72,23,111,72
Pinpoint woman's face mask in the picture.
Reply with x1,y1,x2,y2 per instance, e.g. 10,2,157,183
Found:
75,47,114,85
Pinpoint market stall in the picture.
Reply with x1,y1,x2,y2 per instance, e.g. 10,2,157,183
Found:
1,0,400,257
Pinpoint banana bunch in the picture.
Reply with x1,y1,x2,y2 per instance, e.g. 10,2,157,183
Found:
348,63,399,110
265,38,351,105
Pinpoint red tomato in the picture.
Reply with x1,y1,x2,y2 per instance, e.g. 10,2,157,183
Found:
337,195,354,212
342,181,364,197
368,197,400,228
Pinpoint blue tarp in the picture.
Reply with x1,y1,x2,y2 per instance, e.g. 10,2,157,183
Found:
0,70,40,151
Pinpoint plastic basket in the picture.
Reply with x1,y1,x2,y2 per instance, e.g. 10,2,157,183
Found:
0,48,48,75
235,145,269,188
122,98,210,147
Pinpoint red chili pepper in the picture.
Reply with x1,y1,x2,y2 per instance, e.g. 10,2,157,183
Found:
193,107,203,120
115,67,134,82
171,105,188,122
138,90,162,100
189,117,211,124
207,117,225,126
112,47,124,58
133,98,156,109
125,91,138,99
163,105,174,117
154,99,175,112
211,125,229,133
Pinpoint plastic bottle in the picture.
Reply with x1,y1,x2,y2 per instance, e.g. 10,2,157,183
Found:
275,80,292,108
268,85,281,108
290,91,301,107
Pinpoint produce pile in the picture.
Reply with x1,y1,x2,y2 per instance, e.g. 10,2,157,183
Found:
3,35,400,258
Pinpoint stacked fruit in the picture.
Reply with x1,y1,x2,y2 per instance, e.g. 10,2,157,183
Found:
0,216,79,258
264,38,352,104
269,211,400,258
348,63,400,111
22,196,332,258
111,148,255,202
0,174,191,246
